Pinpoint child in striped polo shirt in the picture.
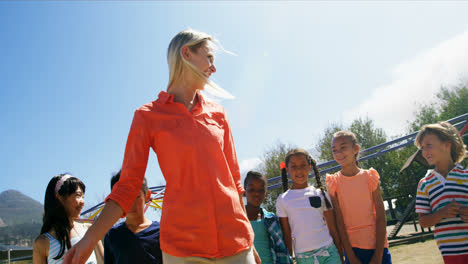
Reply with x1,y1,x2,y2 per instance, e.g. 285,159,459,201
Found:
415,121,468,264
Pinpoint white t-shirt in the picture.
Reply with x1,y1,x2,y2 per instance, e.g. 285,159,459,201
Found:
276,186,333,254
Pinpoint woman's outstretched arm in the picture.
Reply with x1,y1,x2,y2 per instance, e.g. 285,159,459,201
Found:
63,200,123,264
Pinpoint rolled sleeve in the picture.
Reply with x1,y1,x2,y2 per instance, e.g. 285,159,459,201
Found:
105,109,151,215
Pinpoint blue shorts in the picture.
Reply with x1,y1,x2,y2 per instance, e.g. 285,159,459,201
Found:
344,248,392,264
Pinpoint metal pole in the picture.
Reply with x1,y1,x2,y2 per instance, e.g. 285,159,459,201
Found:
7,249,11,264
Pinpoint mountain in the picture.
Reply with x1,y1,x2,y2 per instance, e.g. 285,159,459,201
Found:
0,190,43,226
0,190,43,247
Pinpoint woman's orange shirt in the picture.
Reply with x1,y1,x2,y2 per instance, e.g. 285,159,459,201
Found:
106,91,254,258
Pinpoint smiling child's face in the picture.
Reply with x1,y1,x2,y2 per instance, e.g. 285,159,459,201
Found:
287,154,311,189
332,136,359,167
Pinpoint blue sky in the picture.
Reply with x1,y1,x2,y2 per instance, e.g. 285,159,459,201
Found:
2,1,468,210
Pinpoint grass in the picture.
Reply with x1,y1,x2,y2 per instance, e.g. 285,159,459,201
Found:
390,238,443,264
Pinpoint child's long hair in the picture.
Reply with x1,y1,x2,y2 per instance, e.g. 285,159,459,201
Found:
333,130,360,166
40,174,85,260
284,148,332,209
415,121,467,163
280,162,288,192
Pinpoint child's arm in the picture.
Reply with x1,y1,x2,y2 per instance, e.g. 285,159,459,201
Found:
278,217,293,256
323,209,344,264
238,193,261,264
369,186,386,264
32,234,48,264
419,199,462,227
84,223,104,264
330,195,361,264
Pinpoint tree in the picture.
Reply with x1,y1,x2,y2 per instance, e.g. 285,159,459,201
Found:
408,104,439,132
409,83,468,167
315,122,345,162
349,117,386,150
315,117,387,167
256,142,296,212
438,85,468,121
410,83,468,132
315,117,412,215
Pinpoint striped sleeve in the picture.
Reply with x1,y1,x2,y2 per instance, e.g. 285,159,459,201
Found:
416,177,432,214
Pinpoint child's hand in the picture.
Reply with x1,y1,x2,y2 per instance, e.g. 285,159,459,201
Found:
460,206,468,222
347,254,362,264
369,254,381,264
440,199,462,219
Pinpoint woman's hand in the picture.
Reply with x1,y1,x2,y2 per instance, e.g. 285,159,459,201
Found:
64,200,123,264
63,236,95,264
253,247,262,264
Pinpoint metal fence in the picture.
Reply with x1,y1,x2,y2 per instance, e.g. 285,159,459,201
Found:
0,249,32,264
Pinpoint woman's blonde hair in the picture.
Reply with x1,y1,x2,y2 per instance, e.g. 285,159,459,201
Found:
415,121,467,163
167,29,233,98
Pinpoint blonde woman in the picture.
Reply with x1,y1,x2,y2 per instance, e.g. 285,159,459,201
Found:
64,29,258,264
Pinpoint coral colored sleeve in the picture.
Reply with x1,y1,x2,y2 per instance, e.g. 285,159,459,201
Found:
222,108,244,194
105,109,151,215
368,168,381,192
325,174,337,197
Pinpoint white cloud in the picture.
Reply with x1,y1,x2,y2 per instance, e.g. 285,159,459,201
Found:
345,30,468,136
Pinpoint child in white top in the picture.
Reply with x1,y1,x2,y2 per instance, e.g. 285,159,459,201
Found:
276,148,343,264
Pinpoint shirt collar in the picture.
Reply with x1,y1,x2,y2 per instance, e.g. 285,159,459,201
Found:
429,164,463,179
158,90,174,104
158,90,205,107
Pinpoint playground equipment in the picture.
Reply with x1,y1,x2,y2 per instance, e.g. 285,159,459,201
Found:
79,185,165,222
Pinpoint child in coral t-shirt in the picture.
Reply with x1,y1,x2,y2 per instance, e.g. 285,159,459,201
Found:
326,131,391,264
